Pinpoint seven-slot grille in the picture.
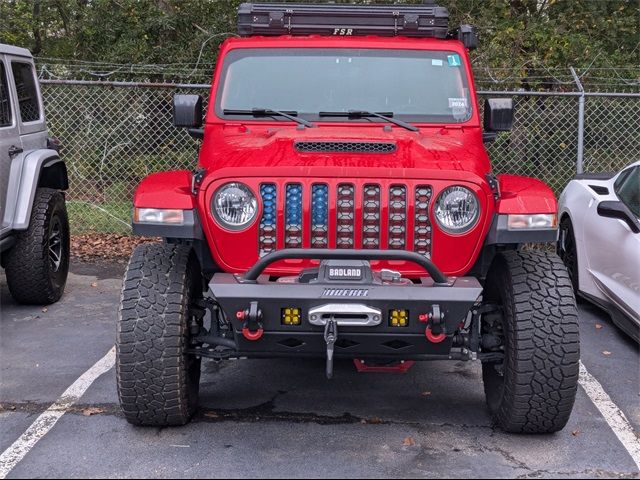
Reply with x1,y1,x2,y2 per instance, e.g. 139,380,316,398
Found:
258,183,432,257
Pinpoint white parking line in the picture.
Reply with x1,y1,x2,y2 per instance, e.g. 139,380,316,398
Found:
579,361,640,471
0,347,115,479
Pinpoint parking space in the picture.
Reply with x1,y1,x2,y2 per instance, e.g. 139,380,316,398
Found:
1,261,639,478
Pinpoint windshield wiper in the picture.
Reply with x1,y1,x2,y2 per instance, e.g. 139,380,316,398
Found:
319,110,419,132
223,108,316,128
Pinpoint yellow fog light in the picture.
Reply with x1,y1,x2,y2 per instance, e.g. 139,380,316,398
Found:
390,309,409,327
282,307,301,326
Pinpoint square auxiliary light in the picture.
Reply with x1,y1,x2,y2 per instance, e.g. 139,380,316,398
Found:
282,308,301,326
389,309,409,327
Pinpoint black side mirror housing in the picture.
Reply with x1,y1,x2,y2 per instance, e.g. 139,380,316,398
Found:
457,24,478,50
484,98,514,132
173,94,203,128
597,200,640,233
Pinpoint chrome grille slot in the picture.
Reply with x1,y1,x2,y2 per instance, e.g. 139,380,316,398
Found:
336,183,355,249
388,185,407,249
285,184,303,248
310,184,329,248
362,184,381,249
414,186,433,258
258,183,277,256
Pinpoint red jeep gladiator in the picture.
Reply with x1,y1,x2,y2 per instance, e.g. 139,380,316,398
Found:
117,2,580,433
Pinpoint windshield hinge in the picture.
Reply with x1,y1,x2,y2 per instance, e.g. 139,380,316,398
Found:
486,173,500,201
191,168,206,195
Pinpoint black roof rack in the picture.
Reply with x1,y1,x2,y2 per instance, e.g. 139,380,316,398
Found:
237,2,450,39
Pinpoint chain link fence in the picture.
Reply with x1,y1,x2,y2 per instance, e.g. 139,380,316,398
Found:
39,77,640,234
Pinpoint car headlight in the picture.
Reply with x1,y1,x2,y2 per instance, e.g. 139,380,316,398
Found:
212,182,257,230
434,186,480,234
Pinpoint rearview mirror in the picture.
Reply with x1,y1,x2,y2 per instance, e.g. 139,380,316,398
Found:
173,94,203,128
483,98,514,132
597,200,640,233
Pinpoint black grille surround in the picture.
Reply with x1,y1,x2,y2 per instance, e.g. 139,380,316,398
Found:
295,141,397,154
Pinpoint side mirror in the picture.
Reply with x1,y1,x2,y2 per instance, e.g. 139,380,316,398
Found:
173,94,203,128
457,24,478,50
597,201,640,233
484,98,514,132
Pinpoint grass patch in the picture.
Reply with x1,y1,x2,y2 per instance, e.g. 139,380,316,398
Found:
67,200,132,234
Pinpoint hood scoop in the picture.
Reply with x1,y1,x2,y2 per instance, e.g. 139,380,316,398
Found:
295,141,396,154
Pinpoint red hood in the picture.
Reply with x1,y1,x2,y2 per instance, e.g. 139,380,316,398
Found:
199,124,491,185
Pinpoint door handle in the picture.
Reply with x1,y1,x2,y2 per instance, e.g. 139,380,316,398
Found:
8,145,23,157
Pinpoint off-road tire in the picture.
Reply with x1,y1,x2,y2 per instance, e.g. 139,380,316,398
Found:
482,250,580,433
116,243,202,426
5,188,70,305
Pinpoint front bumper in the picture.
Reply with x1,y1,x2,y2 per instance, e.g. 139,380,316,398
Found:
208,249,482,359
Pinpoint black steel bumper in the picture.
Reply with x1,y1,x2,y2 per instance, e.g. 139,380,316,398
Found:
208,249,483,359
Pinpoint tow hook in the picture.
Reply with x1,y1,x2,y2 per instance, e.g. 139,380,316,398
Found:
237,301,264,341
419,304,446,344
323,316,338,379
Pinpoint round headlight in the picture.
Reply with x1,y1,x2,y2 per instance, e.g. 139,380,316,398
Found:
434,186,480,234
212,182,257,230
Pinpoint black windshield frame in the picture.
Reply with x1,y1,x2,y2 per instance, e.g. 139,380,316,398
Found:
214,47,474,125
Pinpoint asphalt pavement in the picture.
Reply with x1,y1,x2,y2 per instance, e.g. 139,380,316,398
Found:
0,260,639,478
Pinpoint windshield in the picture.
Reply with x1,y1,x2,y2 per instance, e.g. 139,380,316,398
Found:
215,48,473,124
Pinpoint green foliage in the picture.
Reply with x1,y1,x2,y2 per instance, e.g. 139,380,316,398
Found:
1,0,637,73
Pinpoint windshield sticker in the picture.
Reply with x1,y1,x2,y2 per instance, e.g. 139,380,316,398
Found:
447,54,462,67
448,98,468,109
431,59,444,66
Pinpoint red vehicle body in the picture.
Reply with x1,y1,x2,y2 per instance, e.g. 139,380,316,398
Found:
117,3,578,433
134,36,556,278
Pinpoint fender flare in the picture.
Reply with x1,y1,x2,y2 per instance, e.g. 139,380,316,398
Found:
4,149,65,230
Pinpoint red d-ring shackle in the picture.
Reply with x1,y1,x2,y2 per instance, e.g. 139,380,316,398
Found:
425,326,446,343
419,313,446,343
242,327,264,341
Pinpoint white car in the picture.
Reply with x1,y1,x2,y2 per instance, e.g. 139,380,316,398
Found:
558,161,640,342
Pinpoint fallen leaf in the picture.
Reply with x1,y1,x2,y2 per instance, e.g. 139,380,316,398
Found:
203,411,219,418
402,437,416,446
602,351,612,356
90,282,98,288
421,391,431,397
41,307,48,313
82,407,105,416
368,417,383,424
71,233,160,262
595,324,603,330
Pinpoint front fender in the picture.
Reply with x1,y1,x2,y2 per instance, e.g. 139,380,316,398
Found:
132,170,202,240
484,174,558,246
3,149,62,230
495,174,557,214
133,170,196,209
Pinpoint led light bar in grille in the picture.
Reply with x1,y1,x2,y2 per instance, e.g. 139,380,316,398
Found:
259,184,277,256
414,186,433,257
336,184,355,248
362,184,381,249
311,184,328,248
285,184,303,248
388,185,407,249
